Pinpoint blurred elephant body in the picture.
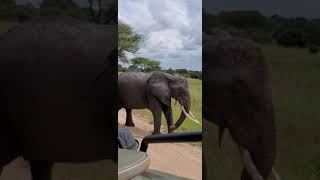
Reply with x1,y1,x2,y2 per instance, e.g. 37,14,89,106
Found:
203,34,279,180
0,17,117,180
118,72,191,134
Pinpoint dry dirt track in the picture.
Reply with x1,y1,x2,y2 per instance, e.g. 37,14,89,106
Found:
118,109,202,180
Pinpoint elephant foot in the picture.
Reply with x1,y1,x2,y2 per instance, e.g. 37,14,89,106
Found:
125,121,135,127
169,125,176,133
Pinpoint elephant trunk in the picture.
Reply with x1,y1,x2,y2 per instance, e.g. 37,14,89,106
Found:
240,111,279,180
172,96,190,130
240,147,279,180
173,108,187,130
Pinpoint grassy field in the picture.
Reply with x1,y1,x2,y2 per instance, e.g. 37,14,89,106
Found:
205,44,320,179
134,78,202,132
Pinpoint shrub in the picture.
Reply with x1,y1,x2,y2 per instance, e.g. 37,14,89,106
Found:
15,4,35,22
275,28,308,47
309,44,319,54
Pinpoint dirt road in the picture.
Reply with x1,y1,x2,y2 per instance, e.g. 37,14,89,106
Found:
118,109,202,180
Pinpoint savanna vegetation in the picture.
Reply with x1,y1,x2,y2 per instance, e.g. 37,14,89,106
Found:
204,10,320,180
204,10,320,53
0,0,116,24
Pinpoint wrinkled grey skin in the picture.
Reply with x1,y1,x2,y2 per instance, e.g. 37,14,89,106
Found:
0,17,117,180
118,72,190,134
203,34,276,180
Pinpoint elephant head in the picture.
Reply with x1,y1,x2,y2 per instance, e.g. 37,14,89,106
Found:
146,72,198,131
203,34,280,180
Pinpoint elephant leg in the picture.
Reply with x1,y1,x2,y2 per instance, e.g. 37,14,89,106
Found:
125,109,135,126
149,104,162,134
147,96,163,134
161,104,174,133
30,160,53,180
151,109,162,134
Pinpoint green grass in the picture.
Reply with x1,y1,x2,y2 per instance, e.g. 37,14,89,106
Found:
133,78,202,132
205,44,320,179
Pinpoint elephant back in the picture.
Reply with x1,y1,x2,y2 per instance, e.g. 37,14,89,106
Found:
118,72,151,109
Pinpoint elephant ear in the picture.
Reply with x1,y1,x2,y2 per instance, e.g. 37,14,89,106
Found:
146,72,172,107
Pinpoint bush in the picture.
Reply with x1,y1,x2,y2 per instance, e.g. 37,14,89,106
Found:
15,4,35,22
218,11,269,29
247,28,273,43
164,68,175,75
309,44,319,54
275,28,308,47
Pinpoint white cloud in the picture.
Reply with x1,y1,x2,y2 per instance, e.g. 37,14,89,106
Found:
119,0,202,70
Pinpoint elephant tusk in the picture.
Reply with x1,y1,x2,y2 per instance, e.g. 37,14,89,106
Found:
239,146,264,180
271,167,281,180
189,111,197,120
181,106,200,124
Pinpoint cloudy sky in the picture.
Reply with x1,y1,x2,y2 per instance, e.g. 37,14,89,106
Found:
119,0,202,71
204,0,320,18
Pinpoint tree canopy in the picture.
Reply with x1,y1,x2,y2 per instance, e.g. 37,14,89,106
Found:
0,0,15,8
129,57,161,72
204,10,320,49
118,20,143,63
40,0,78,9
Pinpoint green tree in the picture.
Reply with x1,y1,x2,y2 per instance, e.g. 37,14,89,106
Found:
118,64,128,72
118,20,143,63
130,57,161,72
175,69,189,76
218,11,268,29
0,0,16,20
275,28,307,47
40,0,78,9
128,64,139,71
0,0,15,8
15,3,36,22
165,68,175,75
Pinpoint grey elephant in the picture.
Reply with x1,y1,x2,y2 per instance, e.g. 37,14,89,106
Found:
0,17,117,180
203,33,280,180
118,72,199,134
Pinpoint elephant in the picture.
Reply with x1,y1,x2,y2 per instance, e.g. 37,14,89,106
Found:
0,16,117,180
118,72,199,134
203,33,280,180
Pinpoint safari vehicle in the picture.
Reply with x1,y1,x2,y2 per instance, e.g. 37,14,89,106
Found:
118,131,202,180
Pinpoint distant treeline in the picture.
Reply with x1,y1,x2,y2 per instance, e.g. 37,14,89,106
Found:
0,0,116,24
119,65,202,80
204,10,320,53
165,68,202,80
